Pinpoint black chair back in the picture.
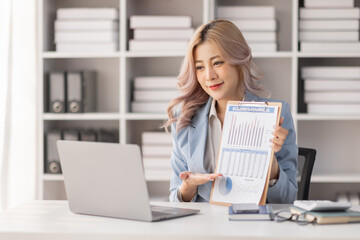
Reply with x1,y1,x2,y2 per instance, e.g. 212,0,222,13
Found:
297,147,316,200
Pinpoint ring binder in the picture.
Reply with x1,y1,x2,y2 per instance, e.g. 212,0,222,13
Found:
45,130,63,174
49,72,66,113
67,71,97,113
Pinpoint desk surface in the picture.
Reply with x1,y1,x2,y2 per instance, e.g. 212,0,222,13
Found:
1,201,360,240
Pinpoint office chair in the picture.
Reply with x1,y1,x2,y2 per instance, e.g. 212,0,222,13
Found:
297,147,316,200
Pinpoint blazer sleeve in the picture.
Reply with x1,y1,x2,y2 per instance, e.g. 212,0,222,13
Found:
267,101,298,203
169,122,198,202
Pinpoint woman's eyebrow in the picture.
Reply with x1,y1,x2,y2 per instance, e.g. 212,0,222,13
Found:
195,55,220,63
210,55,220,60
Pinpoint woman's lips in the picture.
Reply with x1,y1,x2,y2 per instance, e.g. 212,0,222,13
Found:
209,82,223,90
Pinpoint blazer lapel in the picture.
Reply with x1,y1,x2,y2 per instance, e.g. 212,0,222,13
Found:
188,98,212,173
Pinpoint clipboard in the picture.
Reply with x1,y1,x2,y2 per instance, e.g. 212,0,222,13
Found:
210,101,282,206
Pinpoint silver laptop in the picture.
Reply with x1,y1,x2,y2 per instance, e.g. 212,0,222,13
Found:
57,140,199,222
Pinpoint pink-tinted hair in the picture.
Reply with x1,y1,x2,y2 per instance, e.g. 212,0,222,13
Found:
165,19,268,132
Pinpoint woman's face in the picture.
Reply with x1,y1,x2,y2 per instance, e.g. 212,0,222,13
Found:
194,41,243,104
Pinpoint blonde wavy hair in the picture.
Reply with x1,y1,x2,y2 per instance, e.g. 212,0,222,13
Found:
165,19,268,132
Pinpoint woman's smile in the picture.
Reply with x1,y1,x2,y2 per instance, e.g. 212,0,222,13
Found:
209,82,224,90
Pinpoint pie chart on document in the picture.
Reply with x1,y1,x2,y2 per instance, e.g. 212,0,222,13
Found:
218,176,232,195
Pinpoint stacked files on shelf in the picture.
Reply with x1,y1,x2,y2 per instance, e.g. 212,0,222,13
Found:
129,15,193,51
299,0,360,52
48,71,97,113
302,66,360,114
217,6,277,53
131,76,178,113
45,128,118,174
141,132,172,180
55,8,119,52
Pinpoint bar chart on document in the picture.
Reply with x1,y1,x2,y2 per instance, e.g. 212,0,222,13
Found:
212,102,280,204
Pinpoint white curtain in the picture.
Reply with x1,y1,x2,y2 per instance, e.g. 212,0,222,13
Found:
0,0,37,212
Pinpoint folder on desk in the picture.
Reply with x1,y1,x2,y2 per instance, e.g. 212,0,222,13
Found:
210,101,282,206
45,130,62,174
49,72,66,113
66,71,97,113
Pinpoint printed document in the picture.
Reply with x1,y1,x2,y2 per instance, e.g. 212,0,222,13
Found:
211,101,281,205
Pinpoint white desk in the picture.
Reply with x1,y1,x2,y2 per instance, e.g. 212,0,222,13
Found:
1,201,360,240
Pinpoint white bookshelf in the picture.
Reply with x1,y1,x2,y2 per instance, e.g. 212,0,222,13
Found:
37,0,360,201
43,174,64,181
311,174,360,183
42,52,121,58
43,113,121,120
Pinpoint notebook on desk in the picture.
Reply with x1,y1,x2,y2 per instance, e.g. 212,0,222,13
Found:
57,141,199,222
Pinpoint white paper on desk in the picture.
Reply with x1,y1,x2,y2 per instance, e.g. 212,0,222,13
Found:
212,103,279,204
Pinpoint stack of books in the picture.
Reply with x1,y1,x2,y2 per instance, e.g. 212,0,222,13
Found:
129,15,194,51
217,6,277,53
131,76,178,113
290,200,360,224
299,0,360,52
302,66,360,114
141,131,173,180
55,8,119,52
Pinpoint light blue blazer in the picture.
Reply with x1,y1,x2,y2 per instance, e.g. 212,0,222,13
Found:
169,92,298,203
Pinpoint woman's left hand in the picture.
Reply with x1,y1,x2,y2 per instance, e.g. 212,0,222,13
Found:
269,117,289,180
271,117,289,153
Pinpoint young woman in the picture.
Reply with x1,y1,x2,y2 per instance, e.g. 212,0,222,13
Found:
165,20,298,203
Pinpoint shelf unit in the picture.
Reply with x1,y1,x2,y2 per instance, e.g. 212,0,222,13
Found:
37,0,360,201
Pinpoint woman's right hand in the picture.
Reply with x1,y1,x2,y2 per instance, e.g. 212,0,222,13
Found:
178,171,223,202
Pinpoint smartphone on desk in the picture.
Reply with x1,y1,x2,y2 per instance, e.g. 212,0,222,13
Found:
231,203,259,213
